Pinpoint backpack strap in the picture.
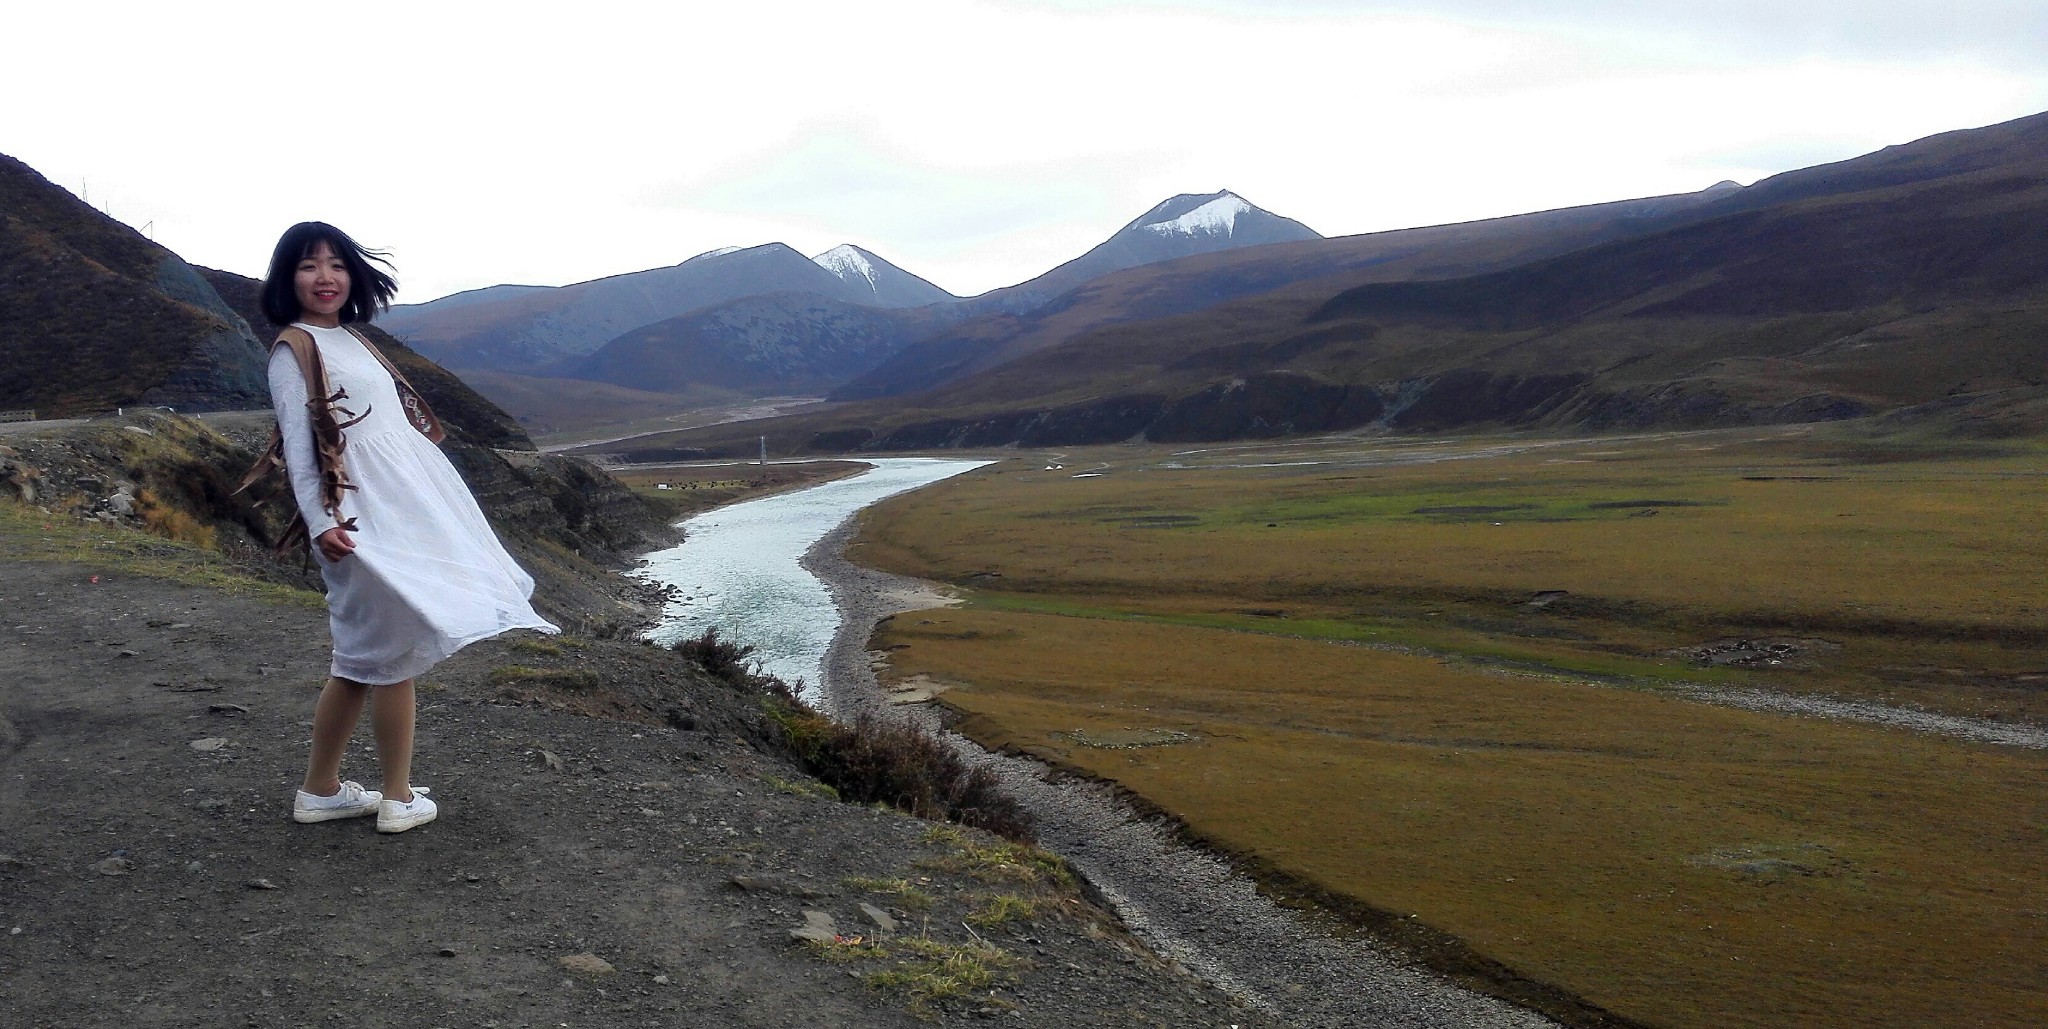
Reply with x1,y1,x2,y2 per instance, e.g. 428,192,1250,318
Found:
234,327,367,558
343,325,446,443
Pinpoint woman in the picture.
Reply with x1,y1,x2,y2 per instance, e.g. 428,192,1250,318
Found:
259,221,559,833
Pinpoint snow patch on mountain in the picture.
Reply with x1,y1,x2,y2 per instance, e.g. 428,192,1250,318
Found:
1142,193,1252,237
814,244,879,288
684,245,745,264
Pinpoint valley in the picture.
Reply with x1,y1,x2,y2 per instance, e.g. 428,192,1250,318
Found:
848,425,2048,1028
5,93,2047,1027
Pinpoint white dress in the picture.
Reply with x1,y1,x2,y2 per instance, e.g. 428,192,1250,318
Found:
269,323,559,684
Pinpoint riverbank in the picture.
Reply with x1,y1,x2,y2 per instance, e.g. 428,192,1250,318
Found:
608,459,872,524
803,515,1562,1028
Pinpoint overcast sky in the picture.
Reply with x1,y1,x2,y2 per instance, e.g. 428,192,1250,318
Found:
6,0,2045,303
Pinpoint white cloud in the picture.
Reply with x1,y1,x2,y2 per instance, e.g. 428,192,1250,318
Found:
1,0,2042,300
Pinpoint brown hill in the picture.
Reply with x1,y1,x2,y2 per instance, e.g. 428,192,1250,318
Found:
0,153,268,417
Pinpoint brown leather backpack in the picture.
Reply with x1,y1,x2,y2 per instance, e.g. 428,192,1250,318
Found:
234,325,446,557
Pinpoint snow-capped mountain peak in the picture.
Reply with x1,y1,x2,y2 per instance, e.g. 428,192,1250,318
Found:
1141,192,1252,238
813,244,879,288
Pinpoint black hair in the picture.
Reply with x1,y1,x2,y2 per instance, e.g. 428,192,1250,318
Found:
258,221,399,326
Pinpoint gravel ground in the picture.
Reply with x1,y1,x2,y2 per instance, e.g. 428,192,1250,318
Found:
0,559,1270,1027
1664,683,2048,749
805,521,1565,1029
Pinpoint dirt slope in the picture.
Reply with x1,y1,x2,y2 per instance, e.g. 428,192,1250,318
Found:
0,560,1267,1027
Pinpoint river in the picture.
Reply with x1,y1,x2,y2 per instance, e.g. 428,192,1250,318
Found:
631,454,1557,1027
631,458,991,690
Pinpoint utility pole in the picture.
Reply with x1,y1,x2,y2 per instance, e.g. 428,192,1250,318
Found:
758,436,767,466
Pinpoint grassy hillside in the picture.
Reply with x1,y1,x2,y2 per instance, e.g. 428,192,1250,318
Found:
0,153,267,416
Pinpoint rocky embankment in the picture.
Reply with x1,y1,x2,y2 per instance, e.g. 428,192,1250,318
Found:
1,410,680,637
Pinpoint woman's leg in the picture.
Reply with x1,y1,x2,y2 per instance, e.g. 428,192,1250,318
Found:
302,676,371,795
371,678,417,802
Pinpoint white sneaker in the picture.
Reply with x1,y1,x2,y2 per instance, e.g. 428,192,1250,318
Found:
377,787,437,834
293,781,382,823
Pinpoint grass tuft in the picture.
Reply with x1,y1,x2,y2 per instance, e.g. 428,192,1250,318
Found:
862,939,1020,1017
762,774,839,800
841,876,936,911
966,894,1039,927
487,665,599,689
918,837,1074,890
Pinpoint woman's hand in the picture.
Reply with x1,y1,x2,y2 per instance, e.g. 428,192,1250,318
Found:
315,526,356,562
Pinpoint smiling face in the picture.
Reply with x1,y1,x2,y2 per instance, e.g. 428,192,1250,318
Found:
293,240,350,327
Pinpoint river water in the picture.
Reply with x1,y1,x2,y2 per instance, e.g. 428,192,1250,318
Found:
631,458,990,689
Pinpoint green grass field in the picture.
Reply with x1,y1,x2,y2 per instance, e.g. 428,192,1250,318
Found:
853,426,2048,1028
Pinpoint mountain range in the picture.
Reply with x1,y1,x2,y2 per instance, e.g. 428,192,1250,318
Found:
379,189,1318,406
6,111,2044,451
624,110,2048,455
377,242,942,372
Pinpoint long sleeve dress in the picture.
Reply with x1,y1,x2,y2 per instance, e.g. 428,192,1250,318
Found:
268,323,559,684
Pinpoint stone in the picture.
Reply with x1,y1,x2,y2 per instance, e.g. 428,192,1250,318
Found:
189,737,229,752
789,910,838,944
859,902,898,932
559,952,616,976
94,857,132,876
246,879,279,891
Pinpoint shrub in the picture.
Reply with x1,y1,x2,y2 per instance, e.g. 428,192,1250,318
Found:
673,625,1033,841
670,626,758,680
765,699,1033,842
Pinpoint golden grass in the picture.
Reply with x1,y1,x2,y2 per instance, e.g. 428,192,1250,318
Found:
0,499,317,606
882,606,2048,1028
856,431,2048,721
852,430,2048,1028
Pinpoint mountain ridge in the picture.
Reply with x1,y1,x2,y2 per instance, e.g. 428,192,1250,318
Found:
624,108,2048,455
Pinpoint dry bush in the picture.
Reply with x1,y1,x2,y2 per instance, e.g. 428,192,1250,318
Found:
666,626,1032,840
669,626,758,680
135,487,217,550
766,700,1033,842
